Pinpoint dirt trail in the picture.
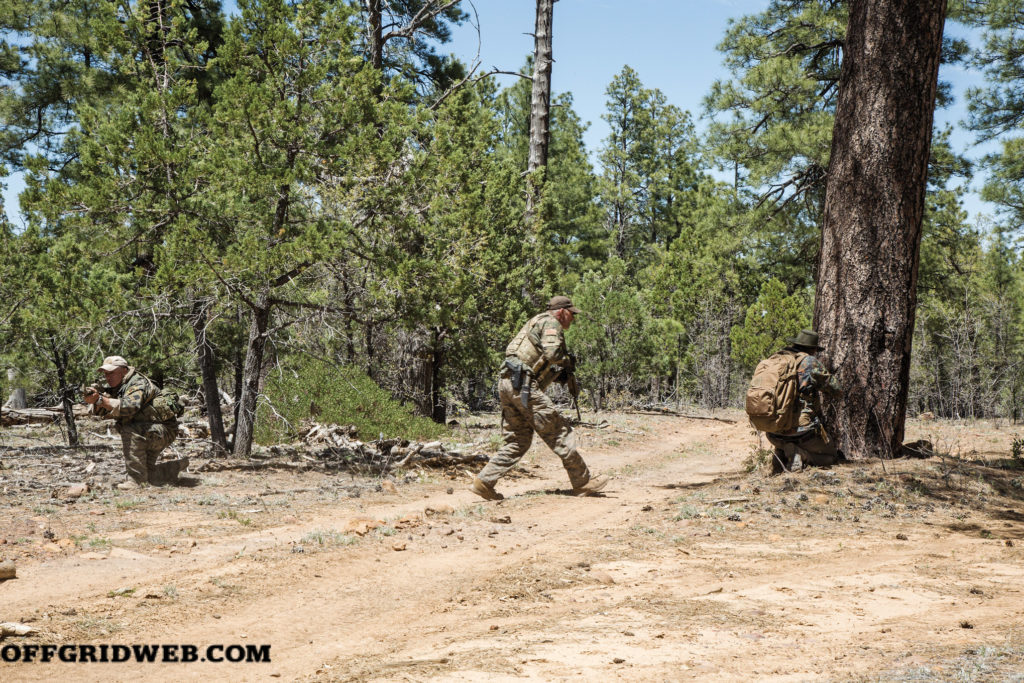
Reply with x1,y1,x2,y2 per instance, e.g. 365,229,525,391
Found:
3,412,1024,681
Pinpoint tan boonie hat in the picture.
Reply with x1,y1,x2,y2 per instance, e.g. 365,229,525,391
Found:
547,295,582,314
98,356,130,372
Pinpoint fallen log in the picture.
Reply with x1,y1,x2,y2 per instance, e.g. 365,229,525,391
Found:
1,404,92,427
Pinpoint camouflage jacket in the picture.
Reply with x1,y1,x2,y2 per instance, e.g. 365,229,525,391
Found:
92,369,167,425
504,311,569,391
790,349,841,433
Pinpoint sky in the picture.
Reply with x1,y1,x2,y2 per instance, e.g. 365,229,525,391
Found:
0,0,998,227
443,0,995,219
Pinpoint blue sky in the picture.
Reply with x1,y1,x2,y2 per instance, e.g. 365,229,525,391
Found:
1,0,997,227
445,0,994,220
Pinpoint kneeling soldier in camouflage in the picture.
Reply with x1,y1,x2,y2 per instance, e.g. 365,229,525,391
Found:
84,355,187,489
471,296,609,500
764,330,843,473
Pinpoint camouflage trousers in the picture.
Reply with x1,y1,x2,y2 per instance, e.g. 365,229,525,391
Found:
477,377,591,489
118,421,179,485
767,425,839,470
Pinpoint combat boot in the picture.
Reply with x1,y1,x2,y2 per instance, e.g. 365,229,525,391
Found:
470,477,504,501
790,452,803,473
573,473,609,496
166,456,189,481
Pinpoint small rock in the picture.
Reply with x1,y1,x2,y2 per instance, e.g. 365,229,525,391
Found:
0,560,16,580
895,533,908,541
591,571,615,585
343,517,384,536
489,515,512,524
446,487,454,495
641,505,653,512
65,483,89,499
0,622,39,638
1006,540,1014,547
960,620,974,629
613,658,625,664
489,625,499,631
392,542,407,551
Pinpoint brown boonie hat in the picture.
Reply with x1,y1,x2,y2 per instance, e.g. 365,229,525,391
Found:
547,295,581,314
787,329,822,350
98,355,130,372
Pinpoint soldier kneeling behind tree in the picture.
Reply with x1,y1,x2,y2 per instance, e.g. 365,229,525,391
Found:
746,329,844,474
84,355,188,490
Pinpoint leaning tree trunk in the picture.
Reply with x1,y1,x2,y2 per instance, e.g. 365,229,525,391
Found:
525,0,554,220
233,298,271,458
191,300,228,453
814,0,947,459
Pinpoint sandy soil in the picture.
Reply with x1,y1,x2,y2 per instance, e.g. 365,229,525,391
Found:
2,410,1024,682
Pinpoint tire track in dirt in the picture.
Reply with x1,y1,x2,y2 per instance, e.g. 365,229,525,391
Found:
6,415,723,681
9,413,1024,681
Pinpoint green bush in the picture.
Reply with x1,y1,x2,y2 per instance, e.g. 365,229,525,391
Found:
255,357,448,445
730,278,812,373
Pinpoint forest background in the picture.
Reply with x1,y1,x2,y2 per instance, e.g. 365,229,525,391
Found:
1,0,1022,457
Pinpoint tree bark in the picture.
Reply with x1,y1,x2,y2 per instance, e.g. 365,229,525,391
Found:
365,0,383,71
232,298,271,458
430,326,447,424
191,299,228,453
4,368,26,409
50,344,79,447
524,0,554,222
814,0,947,458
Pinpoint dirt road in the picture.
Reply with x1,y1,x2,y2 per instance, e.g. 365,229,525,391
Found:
2,411,1024,681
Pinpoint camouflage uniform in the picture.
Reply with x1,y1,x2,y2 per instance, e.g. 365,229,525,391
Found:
93,369,180,485
476,311,592,490
767,348,842,469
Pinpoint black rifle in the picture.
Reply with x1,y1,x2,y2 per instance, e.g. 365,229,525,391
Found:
563,354,582,422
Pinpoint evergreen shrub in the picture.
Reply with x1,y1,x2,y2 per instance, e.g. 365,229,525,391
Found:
255,357,448,445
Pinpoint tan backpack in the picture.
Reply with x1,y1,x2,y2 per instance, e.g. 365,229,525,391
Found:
745,350,806,433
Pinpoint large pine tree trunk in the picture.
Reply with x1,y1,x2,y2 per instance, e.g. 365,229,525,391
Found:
814,0,947,459
232,298,271,458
